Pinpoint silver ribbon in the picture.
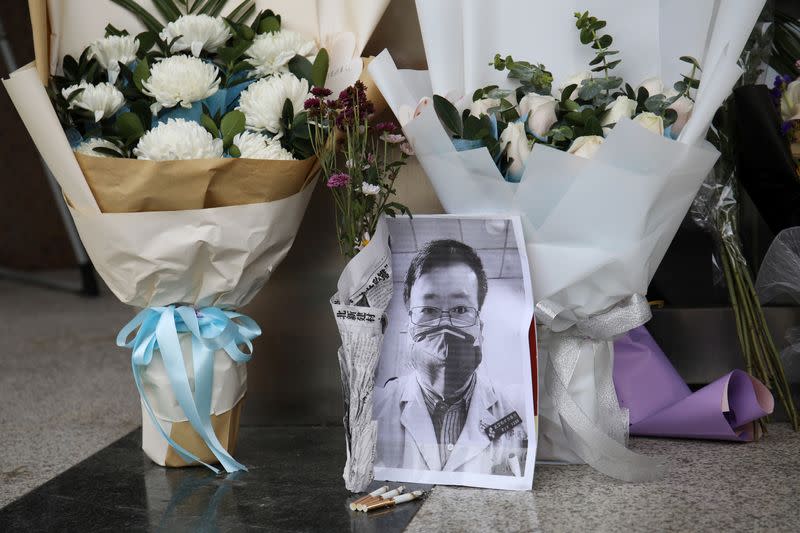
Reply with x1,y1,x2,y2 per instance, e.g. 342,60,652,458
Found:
536,294,666,482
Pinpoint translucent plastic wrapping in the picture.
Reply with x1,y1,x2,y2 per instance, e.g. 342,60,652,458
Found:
757,228,800,383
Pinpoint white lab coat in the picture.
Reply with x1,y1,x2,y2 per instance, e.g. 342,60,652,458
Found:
374,370,528,475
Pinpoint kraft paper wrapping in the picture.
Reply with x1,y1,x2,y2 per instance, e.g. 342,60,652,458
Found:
76,154,318,213
143,397,245,468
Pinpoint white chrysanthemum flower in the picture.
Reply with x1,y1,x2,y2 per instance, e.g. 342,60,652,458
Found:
133,118,223,161
74,138,122,158
237,73,310,134
89,35,139,83
159,14,231,57
245,30,317,78
142,55,220,114
360,182,381,196
62,81,125,122
233,131,295,160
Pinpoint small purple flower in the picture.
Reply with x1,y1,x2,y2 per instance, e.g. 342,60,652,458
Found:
373,122,398,134
304,97,321,110
311,87,332,97
326,172,351,188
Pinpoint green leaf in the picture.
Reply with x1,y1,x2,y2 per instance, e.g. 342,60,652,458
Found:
104,24,129,37
311,48,329,88
228,0,255,22
605,59,621,70
197,0,227,16
229,145,242,158
281,99,294,129
597,34,613,48
65,87,85,103
116,112,145,142
135,32,157,57
62,55,79,80
133,57,150,92
433,94,463,137
679,56,702,70
152,0,182,21
92,146,124,158
220,110,246,148
579,28,593,45
288,55,313,84
110,0,164,33
258,14,281,34
200,112,220,137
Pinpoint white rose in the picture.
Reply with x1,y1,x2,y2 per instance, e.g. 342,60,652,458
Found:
499,121,531,179
557,71,592,96
781,80,800,122
638,77,665,97
633,112,665,136
668,95,694,136
519,93,558,137
601,95,638,127
567,135,604,159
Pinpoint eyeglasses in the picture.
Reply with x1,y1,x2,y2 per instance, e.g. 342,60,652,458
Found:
409,306,479,327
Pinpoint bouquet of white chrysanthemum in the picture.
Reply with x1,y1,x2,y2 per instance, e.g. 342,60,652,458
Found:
370,0,766,482
4,0,389,473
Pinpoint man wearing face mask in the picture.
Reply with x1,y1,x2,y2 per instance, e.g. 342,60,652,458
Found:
374,240,527,476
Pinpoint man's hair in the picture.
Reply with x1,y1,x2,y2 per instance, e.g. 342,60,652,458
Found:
403,239,488,309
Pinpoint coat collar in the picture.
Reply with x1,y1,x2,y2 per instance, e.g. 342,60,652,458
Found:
443,371,499,472
399,375,442,470
398,370,500,472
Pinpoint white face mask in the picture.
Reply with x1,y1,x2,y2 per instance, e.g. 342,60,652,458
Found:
409,324,482,397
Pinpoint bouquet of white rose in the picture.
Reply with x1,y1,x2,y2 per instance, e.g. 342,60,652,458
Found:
4,0,388,473
370,0,765,481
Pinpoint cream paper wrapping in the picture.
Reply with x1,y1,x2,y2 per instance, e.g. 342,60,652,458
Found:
33,0,388,95
4,0,369,466
370,0,764,471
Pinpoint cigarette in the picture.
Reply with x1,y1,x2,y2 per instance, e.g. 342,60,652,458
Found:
365,490,424,512
349,486,389,511
356,497,381,512
380,486,405,499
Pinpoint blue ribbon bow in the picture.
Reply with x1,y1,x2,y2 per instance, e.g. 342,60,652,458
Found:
117,306,261,474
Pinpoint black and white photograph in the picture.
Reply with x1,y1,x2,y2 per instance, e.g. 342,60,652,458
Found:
373,215,536,490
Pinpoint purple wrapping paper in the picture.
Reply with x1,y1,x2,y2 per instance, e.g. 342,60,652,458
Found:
613,326,774,441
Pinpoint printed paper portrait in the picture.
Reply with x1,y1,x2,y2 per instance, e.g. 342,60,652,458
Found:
373,215,536,490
